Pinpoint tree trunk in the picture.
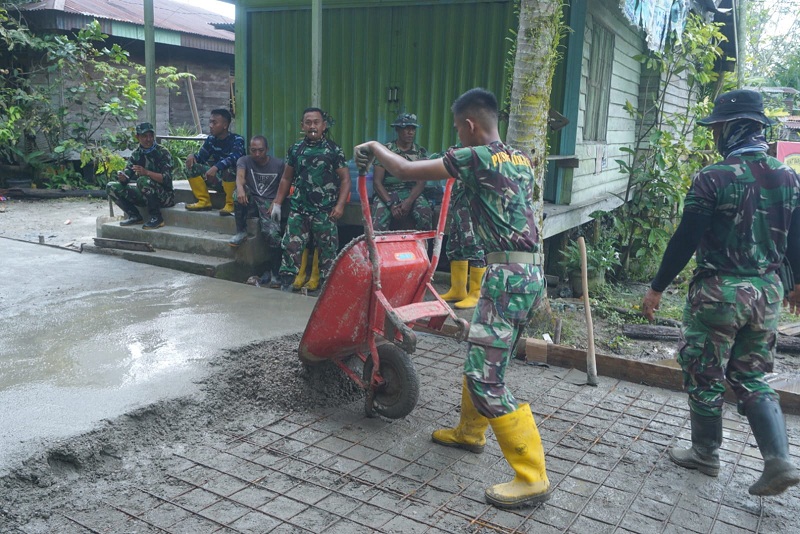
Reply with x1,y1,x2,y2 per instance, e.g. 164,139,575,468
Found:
506,0,562,223
506,0,563,332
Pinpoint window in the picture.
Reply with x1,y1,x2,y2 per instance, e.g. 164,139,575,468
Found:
585,21,614,142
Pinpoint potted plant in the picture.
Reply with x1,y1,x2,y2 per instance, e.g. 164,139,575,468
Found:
558,237,621,296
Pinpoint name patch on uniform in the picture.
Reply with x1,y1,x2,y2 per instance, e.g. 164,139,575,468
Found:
394,252,416,261
491,152,531,168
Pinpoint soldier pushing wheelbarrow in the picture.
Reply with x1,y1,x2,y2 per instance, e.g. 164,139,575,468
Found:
353,88,552,509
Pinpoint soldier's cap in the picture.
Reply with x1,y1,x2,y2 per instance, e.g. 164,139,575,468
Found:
391,113,421,128
136,122,155,135
698,90,776,127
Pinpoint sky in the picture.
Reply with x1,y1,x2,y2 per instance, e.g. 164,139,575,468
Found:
172,0,235,20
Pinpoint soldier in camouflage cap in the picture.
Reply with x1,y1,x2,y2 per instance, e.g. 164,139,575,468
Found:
270,107,351,292
356,88,550,509
106,122,174,229
643,89,800,496
371,112,433,232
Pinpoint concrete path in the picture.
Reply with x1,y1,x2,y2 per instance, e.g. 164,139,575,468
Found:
0,238,315,474
29,335,800,533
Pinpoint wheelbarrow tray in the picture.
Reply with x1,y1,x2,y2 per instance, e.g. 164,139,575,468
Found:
299,231,451,364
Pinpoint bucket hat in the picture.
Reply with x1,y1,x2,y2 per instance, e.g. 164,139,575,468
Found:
136,122,155,134
391,113,421,128
697,90,776,126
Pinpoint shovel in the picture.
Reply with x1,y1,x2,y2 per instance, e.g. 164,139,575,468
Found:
578,236,599,386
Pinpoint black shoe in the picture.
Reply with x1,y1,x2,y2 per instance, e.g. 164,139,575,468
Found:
142,216,165,230
279,274,294,292
120,214,144,226
269,271,282,288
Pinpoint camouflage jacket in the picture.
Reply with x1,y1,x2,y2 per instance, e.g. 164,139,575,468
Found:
374,141,427,189
442,141,538,253
685,152,800,277
122,143,173,190
286,136,348,213
194,133,246,172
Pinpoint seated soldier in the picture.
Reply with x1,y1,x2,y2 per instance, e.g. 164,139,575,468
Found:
106,122,174,230
371,113,433,231
229,135,285,285
184,108,245,216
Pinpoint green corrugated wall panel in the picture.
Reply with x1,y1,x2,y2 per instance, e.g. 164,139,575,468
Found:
110,21,181,45
246,1,514,160
248,9,312,159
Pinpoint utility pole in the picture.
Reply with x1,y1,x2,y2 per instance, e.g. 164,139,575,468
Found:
311,0,321,107
735,0,747,88
144,0,156,127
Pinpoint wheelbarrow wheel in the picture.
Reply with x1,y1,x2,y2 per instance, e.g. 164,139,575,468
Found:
363,344,419,419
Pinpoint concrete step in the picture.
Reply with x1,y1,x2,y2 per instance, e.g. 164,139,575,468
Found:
97,215,270,264
81,244,259,282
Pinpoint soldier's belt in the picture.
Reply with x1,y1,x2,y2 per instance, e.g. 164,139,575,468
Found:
485,251,543,265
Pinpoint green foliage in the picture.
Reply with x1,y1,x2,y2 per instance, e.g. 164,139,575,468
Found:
594,15,727,282
160,125,203,181
558,236,621,275
0,9,193,188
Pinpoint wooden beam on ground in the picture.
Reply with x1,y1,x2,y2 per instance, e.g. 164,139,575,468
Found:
93,238,155,252
623,324,800,353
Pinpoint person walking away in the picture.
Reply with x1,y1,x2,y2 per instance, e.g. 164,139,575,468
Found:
355,88,550,509
642,89,800,496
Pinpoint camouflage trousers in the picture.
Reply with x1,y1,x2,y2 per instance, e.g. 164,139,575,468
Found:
464,262,545,418
232,189,282,248
446,188,484,267
187,163,235,187
107,176,175,210
372,187,433,231
679,274,783,418
279,210,338,280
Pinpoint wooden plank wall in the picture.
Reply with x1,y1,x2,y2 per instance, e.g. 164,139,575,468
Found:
569,0,646,207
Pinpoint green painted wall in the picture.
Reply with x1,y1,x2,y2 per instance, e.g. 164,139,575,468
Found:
111,21,181,46
240,0,515,160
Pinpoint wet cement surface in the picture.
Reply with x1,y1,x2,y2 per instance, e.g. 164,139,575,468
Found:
0,238,316,474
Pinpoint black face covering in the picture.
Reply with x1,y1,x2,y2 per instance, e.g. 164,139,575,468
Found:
716,119,769,158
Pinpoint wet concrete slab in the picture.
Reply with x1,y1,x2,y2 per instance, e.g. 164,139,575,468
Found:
0,238,316,474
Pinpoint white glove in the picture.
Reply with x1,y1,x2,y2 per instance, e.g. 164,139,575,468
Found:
271,203,282,222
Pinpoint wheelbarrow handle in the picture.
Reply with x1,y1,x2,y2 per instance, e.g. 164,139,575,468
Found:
358,173,382,288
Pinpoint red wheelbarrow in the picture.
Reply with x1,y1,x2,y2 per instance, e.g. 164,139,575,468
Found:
298,172,469,418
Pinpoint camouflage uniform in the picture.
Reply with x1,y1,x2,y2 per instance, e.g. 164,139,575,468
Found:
442,141,542,418
372,141,433,231
678,152,800,418
430,149,485,267
279,137,348,279
188,133,245,186
107,143,174,210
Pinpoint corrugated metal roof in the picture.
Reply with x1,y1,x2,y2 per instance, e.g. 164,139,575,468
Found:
21,0,234,42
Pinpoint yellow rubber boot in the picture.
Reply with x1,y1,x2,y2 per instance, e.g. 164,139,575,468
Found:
292,249,310,290
185,176,212,211
432,377,489,453
219,181,236,216
303,249,321,291
439,260,469,301
455,266,486,309
485,403,551,509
